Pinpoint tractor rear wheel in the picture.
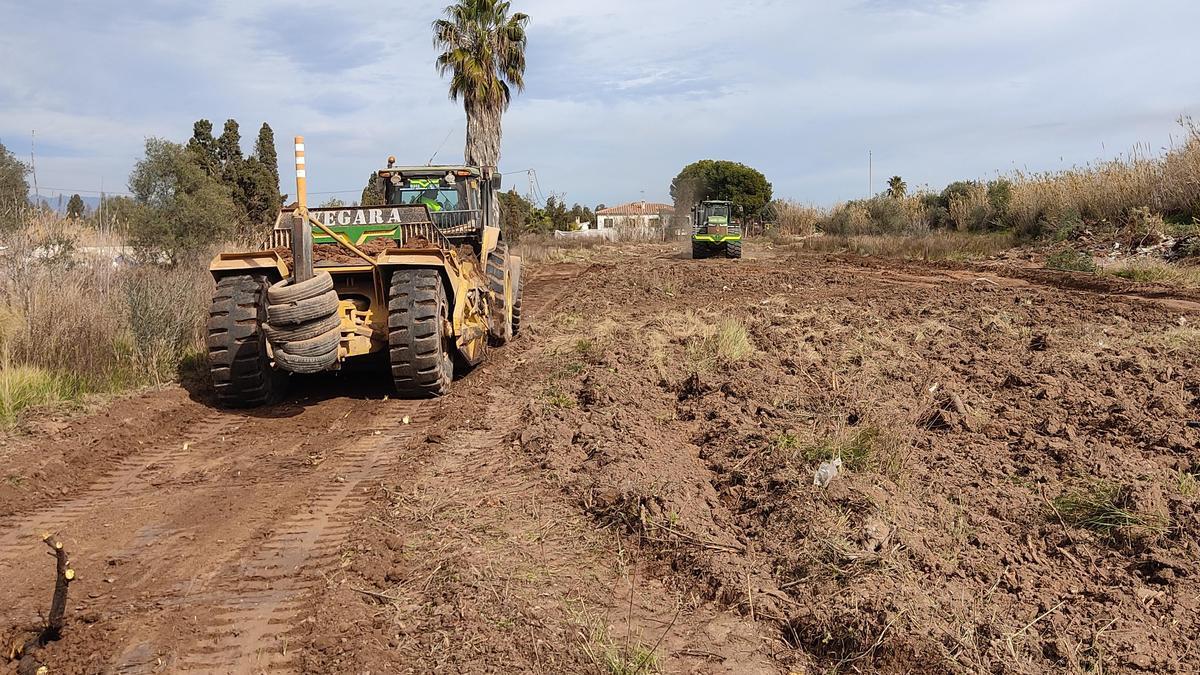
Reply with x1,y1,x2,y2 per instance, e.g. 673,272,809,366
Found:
727,240,743,259
207,274,287,408
388,268,453,398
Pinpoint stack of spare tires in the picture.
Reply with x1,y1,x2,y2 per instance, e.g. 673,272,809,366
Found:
264,271,342,374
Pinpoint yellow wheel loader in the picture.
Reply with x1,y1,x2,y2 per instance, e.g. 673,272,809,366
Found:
206,139,522,407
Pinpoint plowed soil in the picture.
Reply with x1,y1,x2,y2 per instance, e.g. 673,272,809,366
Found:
2,242,1198,674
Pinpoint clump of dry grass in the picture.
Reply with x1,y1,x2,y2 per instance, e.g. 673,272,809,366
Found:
1103,258,1200,287
1052,482,1167,538
792,231,1014,261
516,235,606,264
685,318,754,370
638,312,755,377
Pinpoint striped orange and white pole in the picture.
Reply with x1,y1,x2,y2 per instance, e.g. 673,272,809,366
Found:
291,135,313,281
294,136,307,209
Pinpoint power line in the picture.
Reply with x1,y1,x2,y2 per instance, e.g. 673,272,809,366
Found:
41,186,131,196
36,166,542,200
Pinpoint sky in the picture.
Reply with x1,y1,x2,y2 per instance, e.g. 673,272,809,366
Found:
2,0,1199,208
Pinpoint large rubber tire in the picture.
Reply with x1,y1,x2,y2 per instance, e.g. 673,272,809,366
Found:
275,325,341,358
266,290,339,326
207,275,286,408
268,271,334,305
727,241,743,259
388,268,453,398
511,273,524,338
692,241,707,259
264,312,342,343
486,242,511,344
274,347,338,374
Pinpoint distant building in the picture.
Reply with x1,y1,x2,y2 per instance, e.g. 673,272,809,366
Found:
594,201,675,238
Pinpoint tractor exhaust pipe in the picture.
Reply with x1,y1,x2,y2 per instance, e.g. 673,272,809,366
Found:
291,135,314,283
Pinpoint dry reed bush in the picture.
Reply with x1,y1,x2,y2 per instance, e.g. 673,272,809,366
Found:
947,182,991,232
0,219,213,419
1007,119,1200,235
769,200,826,236
817,119,1200,245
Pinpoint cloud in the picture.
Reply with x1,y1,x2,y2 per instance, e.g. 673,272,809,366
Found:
1,0,1198,206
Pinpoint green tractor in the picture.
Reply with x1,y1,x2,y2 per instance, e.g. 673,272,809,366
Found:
690,200,742,259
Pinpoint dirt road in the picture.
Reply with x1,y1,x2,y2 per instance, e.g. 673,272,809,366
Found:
2,242,1198,673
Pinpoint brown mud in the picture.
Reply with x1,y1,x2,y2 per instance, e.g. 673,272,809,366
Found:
1,242,1197,673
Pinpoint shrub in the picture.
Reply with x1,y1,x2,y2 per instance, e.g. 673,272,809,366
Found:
821,196,926,236
1045,249,1097,273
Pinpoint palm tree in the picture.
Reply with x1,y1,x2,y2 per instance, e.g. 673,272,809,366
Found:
886,175,907,199
433,0,530,169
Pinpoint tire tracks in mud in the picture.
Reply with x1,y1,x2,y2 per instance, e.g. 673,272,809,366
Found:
163,403,432,674
0,412,242,558
1,262,592,674
0,392,437,675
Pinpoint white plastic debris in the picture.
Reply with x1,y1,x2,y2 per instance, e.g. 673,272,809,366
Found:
814,458,843,487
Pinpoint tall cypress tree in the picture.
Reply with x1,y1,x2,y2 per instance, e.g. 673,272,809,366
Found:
216,119,243,168
254,123,279,188
186,119,220,177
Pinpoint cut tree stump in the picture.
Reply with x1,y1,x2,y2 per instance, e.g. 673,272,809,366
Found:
15,534,75,675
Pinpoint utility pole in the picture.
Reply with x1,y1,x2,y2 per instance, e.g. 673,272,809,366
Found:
30,130,40,205
868,150,873,198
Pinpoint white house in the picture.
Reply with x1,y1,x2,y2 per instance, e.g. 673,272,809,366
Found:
594,201,675,238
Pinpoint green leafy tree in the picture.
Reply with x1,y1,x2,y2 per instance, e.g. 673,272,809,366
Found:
66,194,86,219
670,160,773,217
498,188,533,241
93,195,141,231
886,176,907,199
433,0,530,168
186,119,221,177
543,195,570,230
127,138,238,265
0,140,30,224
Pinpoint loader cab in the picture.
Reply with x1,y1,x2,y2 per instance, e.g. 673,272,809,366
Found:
382,170,475,213
378,166,489,234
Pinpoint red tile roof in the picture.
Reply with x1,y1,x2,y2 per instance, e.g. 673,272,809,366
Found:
597,201,675,216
